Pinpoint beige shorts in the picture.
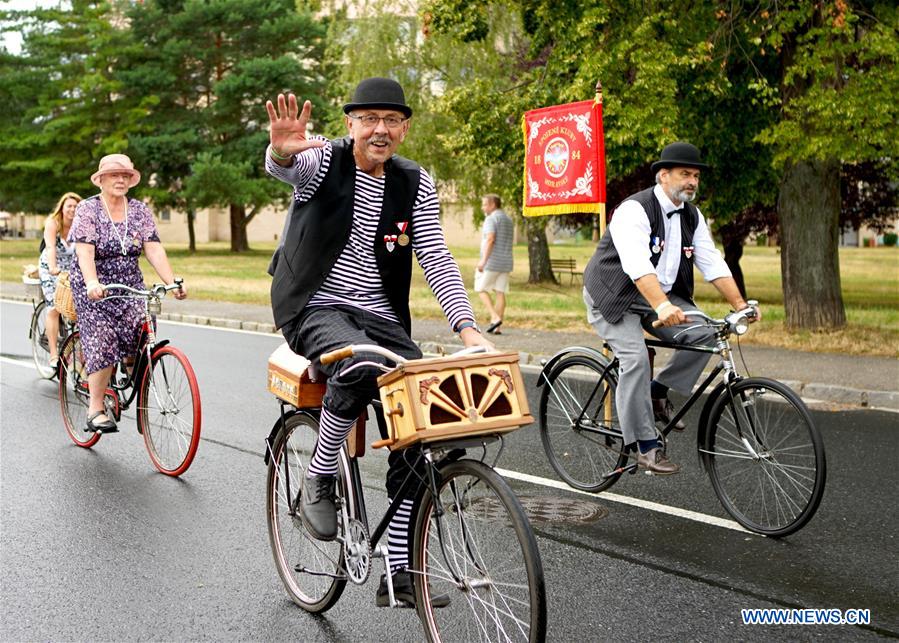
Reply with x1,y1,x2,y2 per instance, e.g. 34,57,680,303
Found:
474,269,510,293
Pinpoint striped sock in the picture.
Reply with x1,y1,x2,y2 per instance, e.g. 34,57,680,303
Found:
387,498,414,572
307,408,356,477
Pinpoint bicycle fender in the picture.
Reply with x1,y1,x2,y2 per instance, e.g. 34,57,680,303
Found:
536,345,612,387
263,408,318,466
695,379,729,469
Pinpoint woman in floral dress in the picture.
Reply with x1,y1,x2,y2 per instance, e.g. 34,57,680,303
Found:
38,191,81,366
70,154,187,434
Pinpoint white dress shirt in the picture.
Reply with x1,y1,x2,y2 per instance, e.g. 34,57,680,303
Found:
608,184,731,292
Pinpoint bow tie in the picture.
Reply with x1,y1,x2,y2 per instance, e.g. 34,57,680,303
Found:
667,207,685,219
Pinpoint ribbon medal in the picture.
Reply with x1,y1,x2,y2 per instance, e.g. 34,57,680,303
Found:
683,246,694,259
396,221,410,247
384,234,397,253
651,236,662,254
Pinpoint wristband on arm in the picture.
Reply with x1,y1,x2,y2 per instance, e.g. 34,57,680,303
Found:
654,301,672,315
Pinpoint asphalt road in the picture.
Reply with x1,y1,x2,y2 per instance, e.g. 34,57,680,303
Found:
1,300,897,641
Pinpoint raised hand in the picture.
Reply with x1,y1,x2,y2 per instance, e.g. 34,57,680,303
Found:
265,93,325,159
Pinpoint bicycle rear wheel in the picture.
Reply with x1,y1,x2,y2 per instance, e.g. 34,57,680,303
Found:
138,345,201,476
539,354,627,492
703,377,826,537
266,412,347,612
58,331,99,448
30,301,56,379
413,460,546,643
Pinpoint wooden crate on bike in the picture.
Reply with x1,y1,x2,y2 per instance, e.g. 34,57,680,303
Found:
267,343,326,408
376,351,533,450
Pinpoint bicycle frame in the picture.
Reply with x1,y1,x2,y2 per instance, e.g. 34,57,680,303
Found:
537,309,756,463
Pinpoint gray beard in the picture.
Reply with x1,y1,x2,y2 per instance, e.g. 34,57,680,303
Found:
673,188,696,203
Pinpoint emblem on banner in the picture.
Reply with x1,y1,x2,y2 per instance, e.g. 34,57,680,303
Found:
544,137,570,178
683,246,694,259
384,234,397,252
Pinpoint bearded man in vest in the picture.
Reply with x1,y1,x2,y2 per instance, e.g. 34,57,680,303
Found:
264,78,492,607
583,142,761,474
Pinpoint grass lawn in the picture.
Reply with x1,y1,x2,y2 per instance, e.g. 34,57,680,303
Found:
3,238,897,357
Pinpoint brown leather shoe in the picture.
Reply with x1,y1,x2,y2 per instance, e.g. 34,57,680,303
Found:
636,448,680,475
652,397,686,432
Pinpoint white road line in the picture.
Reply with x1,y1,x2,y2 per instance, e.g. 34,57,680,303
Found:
2,355,36,370
495,467,752,534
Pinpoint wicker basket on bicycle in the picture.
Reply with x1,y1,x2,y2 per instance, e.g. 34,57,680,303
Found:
22,264,43,301
376,351,533,450
53,271,77,321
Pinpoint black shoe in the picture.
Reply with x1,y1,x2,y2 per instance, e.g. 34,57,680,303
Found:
298,474,337,541
86,411,118,434
485,319,503,334
652,397,685,432
375,570,451,609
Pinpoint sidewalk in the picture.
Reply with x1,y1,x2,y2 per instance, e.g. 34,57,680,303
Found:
4,280,897,410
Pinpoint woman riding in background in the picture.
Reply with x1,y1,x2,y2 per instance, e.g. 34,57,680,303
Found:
38,191,82,368
70,154,187,434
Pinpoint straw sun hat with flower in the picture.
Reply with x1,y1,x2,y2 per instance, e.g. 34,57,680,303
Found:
90,153,141,188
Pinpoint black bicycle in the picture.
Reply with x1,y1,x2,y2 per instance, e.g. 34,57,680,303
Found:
537,305,826,537
265,344,546,642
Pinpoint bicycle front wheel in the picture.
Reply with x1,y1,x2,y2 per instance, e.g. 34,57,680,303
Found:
703,377,826,537
58,331,99,448
266,413,346,612
413,460,546,643
30,301,56,379
138,345,201,476
539,354,627,492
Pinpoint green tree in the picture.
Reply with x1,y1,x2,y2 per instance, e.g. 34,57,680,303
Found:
122,0,329,252
425,0,899,329
0,1,148,213
327,0,556,282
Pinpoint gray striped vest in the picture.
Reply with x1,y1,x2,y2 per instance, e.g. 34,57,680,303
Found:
583,186,698,324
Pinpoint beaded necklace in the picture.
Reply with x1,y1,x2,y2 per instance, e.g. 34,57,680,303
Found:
100,194,130,257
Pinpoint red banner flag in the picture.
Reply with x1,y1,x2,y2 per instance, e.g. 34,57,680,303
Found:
521,97,606,218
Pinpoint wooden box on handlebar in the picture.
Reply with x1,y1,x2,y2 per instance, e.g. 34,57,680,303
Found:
376,351,533,450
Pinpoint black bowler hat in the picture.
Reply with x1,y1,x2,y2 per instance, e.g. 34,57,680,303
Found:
343,77,412,118
650,142,709,173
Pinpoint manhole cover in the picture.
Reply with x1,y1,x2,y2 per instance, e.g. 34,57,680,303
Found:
464,495,608,525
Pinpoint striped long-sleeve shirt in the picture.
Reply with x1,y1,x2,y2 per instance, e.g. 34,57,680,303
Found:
265,137,474,331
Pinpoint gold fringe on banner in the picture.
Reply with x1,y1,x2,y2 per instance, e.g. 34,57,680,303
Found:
522,203,601,217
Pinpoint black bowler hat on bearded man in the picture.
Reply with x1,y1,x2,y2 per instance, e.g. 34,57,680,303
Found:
343,77,413,118
650,142,710,173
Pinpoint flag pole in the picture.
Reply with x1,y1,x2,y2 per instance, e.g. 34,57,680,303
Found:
593,80,604,242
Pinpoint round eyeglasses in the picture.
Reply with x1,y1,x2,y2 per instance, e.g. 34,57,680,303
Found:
347,114,409,129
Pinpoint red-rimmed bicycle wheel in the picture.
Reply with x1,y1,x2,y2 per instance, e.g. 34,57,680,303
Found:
137,345,201,476
58,331,100,448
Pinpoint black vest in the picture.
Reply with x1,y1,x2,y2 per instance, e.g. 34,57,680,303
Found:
269,136,421,332
583,186,699,324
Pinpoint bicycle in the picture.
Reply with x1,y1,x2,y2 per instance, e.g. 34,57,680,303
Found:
57,280,202,477
22,275,69,379
264,344,547,642
537,306,826,537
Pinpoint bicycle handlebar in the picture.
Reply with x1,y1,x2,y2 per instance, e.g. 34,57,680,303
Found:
102,278,184,299
319,343,491,366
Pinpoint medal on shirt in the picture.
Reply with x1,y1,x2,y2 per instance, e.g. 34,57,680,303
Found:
683,246,694,259
396,221,410,246
384,234,397,252
651,236,662,254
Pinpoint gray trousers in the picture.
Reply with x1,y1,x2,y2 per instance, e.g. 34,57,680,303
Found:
584,289,716,446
